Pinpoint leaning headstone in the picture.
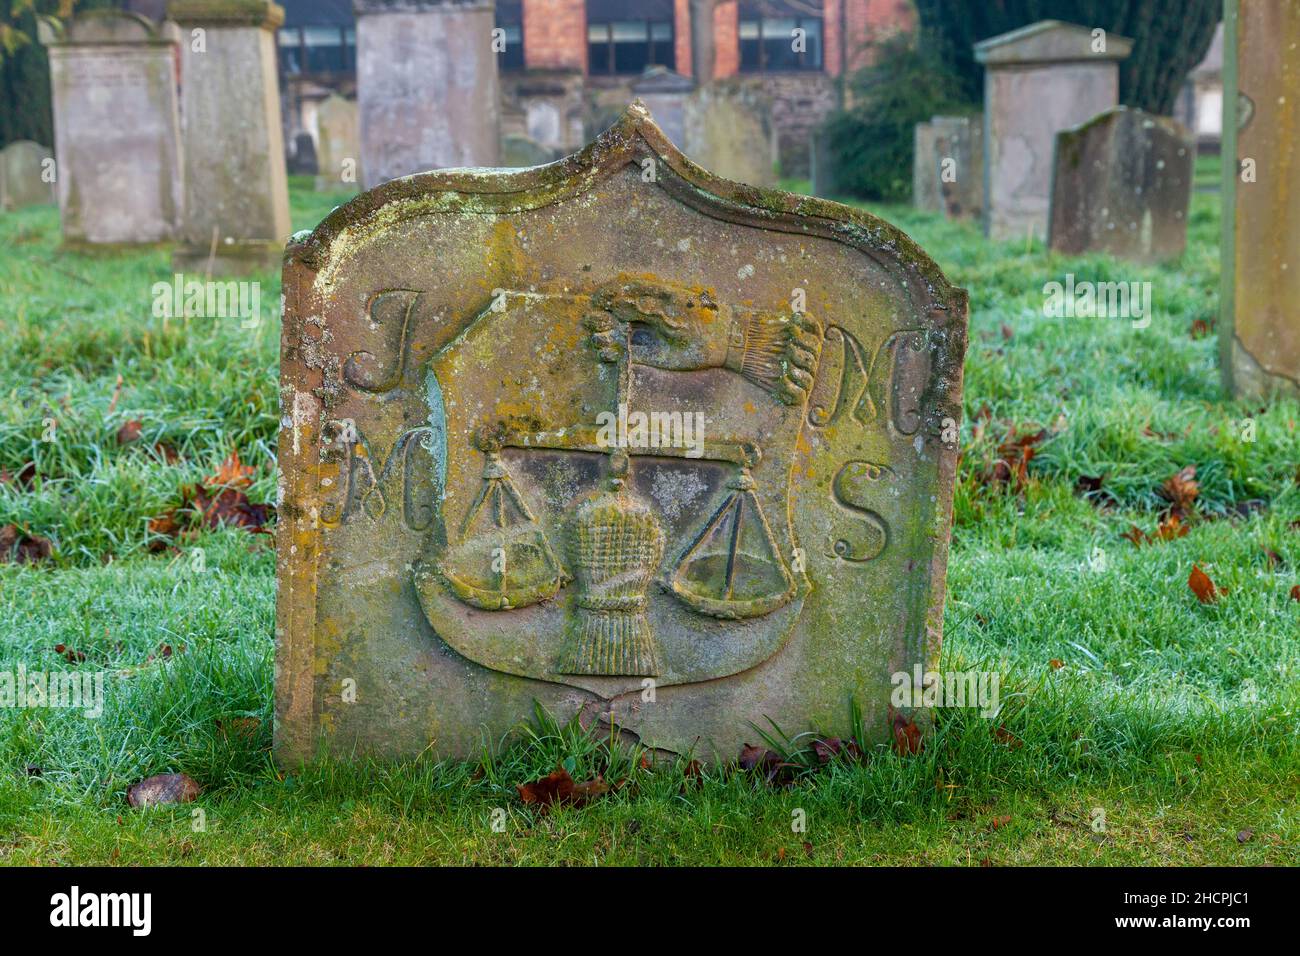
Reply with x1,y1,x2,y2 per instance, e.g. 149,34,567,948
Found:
355,0,500,189
168,0,290,273
1220,0,1300,399
274,103,968,765
934,115,984,222
975,20,1132,240
39,11,181,244
289,132,319,175
1048,106,1193,262
632,67,694,148
683,82,777,188
0,141,55,211
314,94,360,191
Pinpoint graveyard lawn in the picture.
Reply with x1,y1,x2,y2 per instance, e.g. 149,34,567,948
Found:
1,169,1298,866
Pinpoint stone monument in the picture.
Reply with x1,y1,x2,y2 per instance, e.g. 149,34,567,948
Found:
40,11,181,245
975,20,1132,240
934,115,984,222
168,0,291,273
0,141,55,211
682,81,778,188
1220,0,1300,399
1048,106,1193,262
314,94,360,191
354,0,500,189
274,104,968,764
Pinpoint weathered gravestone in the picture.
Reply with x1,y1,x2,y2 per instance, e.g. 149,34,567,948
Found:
683,81,778,188
355,0,500,189
315,94,360,191
1048,106,1193,263
274,104,968,764
975,20,1132,241
913,117,958,213
289,131,319,175
934,115,984,222
39,11,182,245
809,125,840,199
0,141,55,211
1220,0,1300,400
168,0,291,273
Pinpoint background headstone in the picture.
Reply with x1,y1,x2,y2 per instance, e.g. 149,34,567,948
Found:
682,81,778,188
934,115,984,222
975,20,1132,241
355,0,500,189
809,125,839,198
1048,106,1193,262
315,94,360,191
168,0,291,273
1220,0,1300,399
501,134,559,168
289,131,319,175
0,141,55,211
275,104,968,765
632,68,694,149
40,11,181,245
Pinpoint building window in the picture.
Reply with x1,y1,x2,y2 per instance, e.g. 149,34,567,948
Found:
739,4,823,72
278,27,303,75
586,0,675,76
497,0,524,71
303,26,350,74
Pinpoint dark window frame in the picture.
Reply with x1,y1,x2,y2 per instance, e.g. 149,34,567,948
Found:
587,19,675,76
738,12,824,73
495,4,525,72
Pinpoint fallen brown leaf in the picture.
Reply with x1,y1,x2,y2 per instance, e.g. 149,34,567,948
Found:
1188,564,1226,604
516,767,607,810
116,420,143,445
1290,585,1300,602
53,643,86,664
1161,465,1199,518
206,450,255,489
891,710,923,756
0,462,37,490
127,772,201,808
0,524,53,564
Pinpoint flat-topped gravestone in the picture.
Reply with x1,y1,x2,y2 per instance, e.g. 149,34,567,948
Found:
632,67,693,149
168,0,291,273
683,81,777,188
314,94,360,191
355,0,500,189
1221,0,1300,400
934,115,983,222
975,20,1132,241
1048,106,1193,262
809,125,840,198
274,103,968,764
0,141,55,210
39,11,181,245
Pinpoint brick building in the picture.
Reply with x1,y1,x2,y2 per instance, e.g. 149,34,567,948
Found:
275,0,913,177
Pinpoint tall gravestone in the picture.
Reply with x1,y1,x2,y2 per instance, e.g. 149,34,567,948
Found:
40,11,181,245
274,104,968,764
683,81,778,188
975,20,1131,241
168,0,290,273
934,115,984,222
315,94,360,191
355,0,500,189
0,141,55,211
1221,0,1300,399
809,126,840,198
1048,106,1193,262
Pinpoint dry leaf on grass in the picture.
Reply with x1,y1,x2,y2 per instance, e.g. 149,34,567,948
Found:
516,768,608,810
0,524,53,564
1188,564,1227,604
127,773,201,808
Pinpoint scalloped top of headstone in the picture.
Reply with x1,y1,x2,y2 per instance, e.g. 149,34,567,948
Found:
974,19,1132,65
